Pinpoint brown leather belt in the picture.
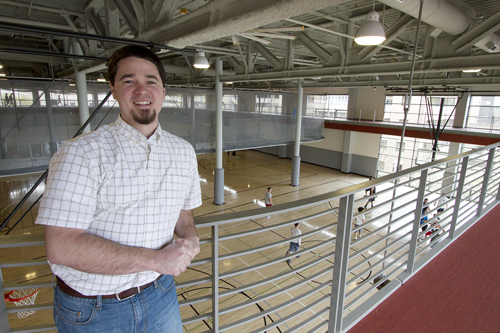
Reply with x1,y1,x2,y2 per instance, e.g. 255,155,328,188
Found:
56,276,159,300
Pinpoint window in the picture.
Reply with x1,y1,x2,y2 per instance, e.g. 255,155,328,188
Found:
223,94,238,111
467,96,500,131
163,94,183,108
306,94,348,118
384,95,457,125
256,94,282,114
377,135,450,188
194,95,206,109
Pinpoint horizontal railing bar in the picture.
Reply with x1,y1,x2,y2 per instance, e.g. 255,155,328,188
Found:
219,270,333,315
218,238,335,280
6,302,53,313
0,234,45,248
219,250,336,298
219,222,336,261
176,276,211,290
348,238,409,280
218,208,337,241
3,280,52,291
0,259,48,268
347,242,409,286
178,294,211,307
287,307,330,333
305,318,329,333
10,324,57,333
181,311,212,325
247,295,331,333
221,290,332,332
350,220,412,262
344,251,409,308
465,169,488,183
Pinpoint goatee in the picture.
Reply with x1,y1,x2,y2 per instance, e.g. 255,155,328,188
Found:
133,108,157,125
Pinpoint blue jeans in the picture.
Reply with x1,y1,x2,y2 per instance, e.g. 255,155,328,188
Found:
53,275,182,333
289,242,300,256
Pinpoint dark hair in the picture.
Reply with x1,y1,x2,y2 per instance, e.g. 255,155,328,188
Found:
294,223,299,227
358,207,364,213
107,45,167,86
268,187,272,191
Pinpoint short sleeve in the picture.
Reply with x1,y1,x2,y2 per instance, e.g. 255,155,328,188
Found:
35,141,98,230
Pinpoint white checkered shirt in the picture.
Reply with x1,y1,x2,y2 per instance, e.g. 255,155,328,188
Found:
36,116,202,295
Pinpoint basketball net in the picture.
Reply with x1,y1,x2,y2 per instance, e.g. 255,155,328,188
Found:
4,288,39,319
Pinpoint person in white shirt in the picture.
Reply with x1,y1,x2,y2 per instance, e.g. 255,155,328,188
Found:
287,223,302,263
36,45,202,333
354,207,365,240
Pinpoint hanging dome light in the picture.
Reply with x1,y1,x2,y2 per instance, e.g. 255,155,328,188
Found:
193,51,210,69
354,11,386,46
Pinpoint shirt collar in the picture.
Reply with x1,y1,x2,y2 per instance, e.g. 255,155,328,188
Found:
115,115,163,143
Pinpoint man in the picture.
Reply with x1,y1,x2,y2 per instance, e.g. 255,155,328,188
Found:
265,187,273,207
354,207,365,240
287,223,302,263
36,45,202,333
265,187,273,218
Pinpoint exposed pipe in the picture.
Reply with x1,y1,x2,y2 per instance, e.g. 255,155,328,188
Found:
0,47,107,61
0,22,192,53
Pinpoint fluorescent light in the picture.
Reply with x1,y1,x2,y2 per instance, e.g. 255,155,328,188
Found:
193,52,210,69
463,69,481,73
354,11,386,46
97,73,106,82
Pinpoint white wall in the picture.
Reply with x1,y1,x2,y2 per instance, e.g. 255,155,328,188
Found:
303,128,344,151
351,132,381,158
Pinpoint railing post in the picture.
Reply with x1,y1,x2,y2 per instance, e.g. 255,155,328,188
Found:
328,194,354,333
476,148,495,216
448,156,469,239
406,169,428,275
212,225,219,332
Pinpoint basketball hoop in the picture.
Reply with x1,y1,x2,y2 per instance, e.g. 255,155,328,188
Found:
4,288,39,318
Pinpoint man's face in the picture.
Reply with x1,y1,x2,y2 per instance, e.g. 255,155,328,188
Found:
110,56,165,129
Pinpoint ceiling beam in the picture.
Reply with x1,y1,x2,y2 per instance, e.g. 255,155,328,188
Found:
139,0,349,48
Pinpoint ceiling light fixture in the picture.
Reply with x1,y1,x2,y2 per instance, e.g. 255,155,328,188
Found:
354,6,386,46
462,69,481,73
193,51,210,69
97,73,106,82
355,11,386,45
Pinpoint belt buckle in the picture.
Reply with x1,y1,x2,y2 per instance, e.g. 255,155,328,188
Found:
115,286,140,301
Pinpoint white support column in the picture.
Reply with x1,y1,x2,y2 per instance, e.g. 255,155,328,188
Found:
341,131,353,173
214,58,225,205
291,79,303,186
72,38,91,133
442,142,462,195
44,89,57,155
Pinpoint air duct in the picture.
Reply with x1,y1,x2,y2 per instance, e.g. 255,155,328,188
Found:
378,0,500,53
378,0,472,35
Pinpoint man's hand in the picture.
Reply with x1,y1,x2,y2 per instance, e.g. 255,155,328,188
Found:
155,237,200,276
174,236,200,260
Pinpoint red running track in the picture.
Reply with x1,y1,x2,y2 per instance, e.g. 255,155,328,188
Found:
349,203,500,333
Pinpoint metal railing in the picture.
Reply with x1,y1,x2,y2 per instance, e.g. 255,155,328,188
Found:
1,142,500,333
